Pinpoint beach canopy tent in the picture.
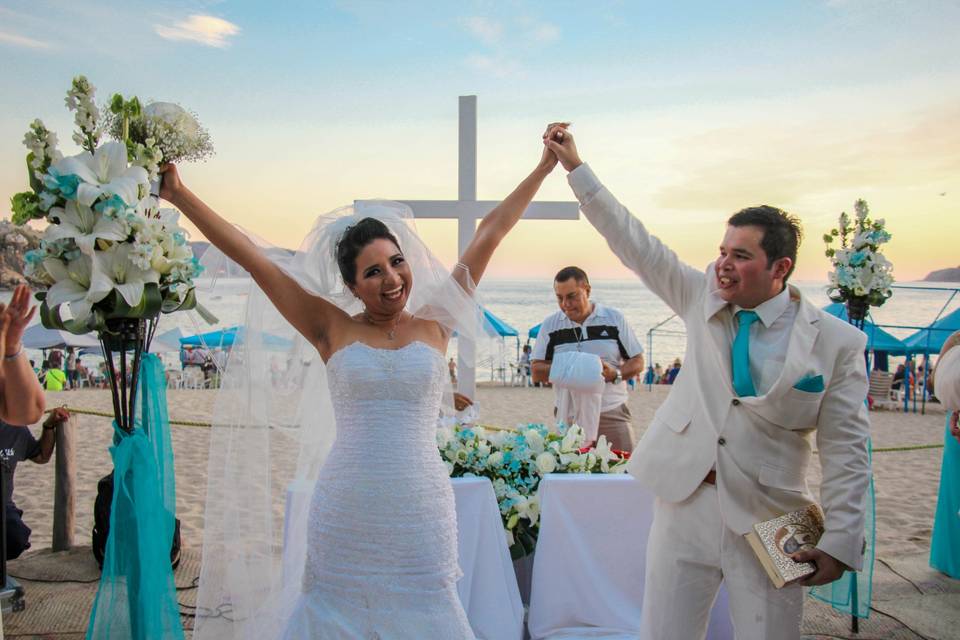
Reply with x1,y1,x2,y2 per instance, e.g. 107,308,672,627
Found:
482,309,518,339
179,325,292,350
528,323,541,340
22,324,100,350
822,303,909,355
902,306,960,355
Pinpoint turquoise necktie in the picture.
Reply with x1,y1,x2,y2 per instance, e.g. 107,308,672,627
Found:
732,310,760,397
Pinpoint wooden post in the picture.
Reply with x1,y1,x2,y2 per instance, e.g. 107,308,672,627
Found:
52,414,76,551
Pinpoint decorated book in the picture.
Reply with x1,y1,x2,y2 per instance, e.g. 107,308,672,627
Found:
744,504,825,588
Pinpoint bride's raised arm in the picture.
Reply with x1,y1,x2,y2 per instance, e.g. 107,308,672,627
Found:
456,132,561,286
159,164,346,347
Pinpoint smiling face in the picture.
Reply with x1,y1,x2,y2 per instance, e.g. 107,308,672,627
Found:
349,238,412,315
554,277,592,324
716,225,792,309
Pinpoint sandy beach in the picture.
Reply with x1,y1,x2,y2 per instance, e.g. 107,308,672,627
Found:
4,384,956,638
12,384,949,564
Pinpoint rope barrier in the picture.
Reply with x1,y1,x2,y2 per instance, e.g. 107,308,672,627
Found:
45,407,951,449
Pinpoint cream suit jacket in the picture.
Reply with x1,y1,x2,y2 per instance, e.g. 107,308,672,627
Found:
569,164,871,571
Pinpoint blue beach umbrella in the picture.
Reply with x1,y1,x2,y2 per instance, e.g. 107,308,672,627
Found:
902,306,960,355
180,326,292,350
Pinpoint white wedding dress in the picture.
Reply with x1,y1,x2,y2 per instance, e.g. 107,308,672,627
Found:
280,340,475,639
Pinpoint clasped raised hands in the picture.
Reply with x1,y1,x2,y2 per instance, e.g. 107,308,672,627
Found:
542,122,583,172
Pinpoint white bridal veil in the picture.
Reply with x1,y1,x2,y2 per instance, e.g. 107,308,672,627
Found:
192,200,486,639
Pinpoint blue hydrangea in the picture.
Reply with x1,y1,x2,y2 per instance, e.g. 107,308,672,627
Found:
43,168,80,200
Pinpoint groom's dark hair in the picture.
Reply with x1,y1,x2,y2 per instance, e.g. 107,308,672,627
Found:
728,206,803,281
336,217,402,285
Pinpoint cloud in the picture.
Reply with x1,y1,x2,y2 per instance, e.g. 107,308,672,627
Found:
462,16,503,46
529,23,560,44
155,14,240,48
465,54,523,79
0,30,52,50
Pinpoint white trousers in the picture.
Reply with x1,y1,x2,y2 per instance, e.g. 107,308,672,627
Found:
640,483,803,640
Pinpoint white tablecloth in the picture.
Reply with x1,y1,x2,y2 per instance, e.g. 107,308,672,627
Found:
283,476,523,640
528,474,735,640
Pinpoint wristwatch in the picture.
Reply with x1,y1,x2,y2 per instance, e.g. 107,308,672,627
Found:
613,369,623,385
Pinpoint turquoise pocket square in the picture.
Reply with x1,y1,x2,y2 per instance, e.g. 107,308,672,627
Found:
793,375,824,393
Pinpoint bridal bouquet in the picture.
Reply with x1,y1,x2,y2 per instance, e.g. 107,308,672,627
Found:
10,75,214,333
438,421,628,558
823,199,894,319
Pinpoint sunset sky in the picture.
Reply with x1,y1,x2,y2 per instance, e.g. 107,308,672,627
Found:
1,0,957,282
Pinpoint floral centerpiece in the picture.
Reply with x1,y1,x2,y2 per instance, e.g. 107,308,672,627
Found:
437,421,629,558
12,76,214,340
7,75,215,640
823,199,893,326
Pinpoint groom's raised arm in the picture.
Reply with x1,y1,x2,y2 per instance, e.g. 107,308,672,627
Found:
545,129,704,316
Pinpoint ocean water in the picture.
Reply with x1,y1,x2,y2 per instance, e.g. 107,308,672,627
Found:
13,276,958,370
148,277,960,370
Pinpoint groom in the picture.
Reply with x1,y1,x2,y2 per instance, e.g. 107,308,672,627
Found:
543,125,871,639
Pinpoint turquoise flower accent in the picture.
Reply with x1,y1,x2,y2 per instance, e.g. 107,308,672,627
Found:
94,193,130,218
43,168,81,200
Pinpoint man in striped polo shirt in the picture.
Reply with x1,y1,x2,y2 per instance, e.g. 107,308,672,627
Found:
531,266,645,450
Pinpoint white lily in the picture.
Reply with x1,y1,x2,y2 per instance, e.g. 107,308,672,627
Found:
560,424,583,453
89,243,160,309
45,200,128,255
514,495,540,525
54,141,149,208
44,255,108,323
593,435,620,472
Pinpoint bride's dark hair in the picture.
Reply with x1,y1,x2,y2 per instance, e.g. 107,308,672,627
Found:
335,217,402,285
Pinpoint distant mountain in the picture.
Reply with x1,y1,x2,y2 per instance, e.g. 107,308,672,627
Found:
0,220,42,289
923,266,960,283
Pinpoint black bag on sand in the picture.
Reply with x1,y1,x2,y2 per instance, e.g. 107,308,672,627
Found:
92,470,182,570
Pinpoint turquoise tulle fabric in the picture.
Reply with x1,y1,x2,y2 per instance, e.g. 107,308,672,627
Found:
808,438,876,618
86,354,183,639
930,415,960,578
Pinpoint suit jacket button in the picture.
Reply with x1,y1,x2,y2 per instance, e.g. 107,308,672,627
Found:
731,398,741,406
718,437,726,446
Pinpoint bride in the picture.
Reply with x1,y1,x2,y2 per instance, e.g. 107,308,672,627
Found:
161,128,566,639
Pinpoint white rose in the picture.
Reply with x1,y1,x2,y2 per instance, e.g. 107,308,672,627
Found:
144,102,200,139
536,452,558,474
486,451,504,468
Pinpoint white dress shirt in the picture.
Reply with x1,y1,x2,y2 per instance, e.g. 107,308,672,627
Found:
730,286,798,397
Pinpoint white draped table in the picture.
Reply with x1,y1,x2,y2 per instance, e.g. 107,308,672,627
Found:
283,476,524,640
527,474,735,640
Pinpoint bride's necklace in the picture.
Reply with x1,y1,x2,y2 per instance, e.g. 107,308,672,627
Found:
363,311,405,341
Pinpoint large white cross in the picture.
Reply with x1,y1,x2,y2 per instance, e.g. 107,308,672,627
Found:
358,95,579,401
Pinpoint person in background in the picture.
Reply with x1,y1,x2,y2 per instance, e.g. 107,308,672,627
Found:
520,344,533,387
929,329,960,578
1,408,68,559
531,266,645,451
65,347,77,389
665,358,682,384
44,351,67,391
448,357,457,385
